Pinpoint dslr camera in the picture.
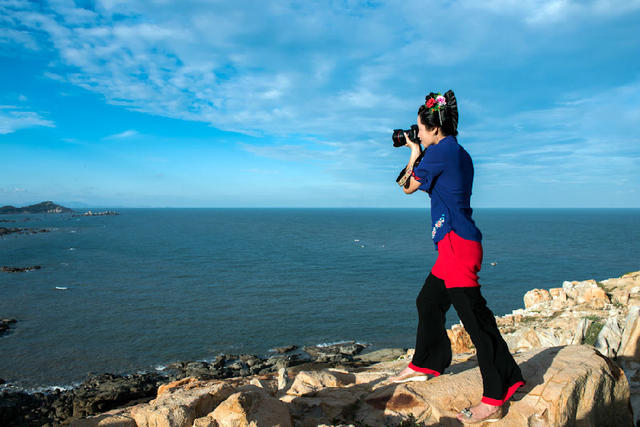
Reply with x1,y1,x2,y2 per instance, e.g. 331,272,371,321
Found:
392,124,420,147
393,125,424,187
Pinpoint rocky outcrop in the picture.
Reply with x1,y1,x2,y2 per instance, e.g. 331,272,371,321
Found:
0,227,50,236
0,318,17,336
1,265,41,273
10,271,640,426
69,345,632,426
73,210,119,217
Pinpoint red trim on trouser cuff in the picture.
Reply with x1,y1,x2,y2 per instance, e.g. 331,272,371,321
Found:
431,231,482,289
411,170,421,181
408,362,441,376
481,380,526,406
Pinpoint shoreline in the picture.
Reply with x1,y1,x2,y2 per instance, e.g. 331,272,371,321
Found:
0,339,375,394
0,341,392,426
3,269,640,426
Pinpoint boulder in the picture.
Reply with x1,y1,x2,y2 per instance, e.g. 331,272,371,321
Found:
618,306,640,362
354,348,405,363
352,345,631,426
130,380,235,427
286,369,357,396
595,316,623,358
208,385,292,427
523,288,552,308
68,407,136,427
447,323,473,354
562,279,610,308
273,345,298,354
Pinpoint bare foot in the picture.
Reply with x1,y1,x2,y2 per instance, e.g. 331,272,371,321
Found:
387,366,428,383
456,402,502,423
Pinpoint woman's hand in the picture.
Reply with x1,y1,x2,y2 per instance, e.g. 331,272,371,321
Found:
404,132,421,152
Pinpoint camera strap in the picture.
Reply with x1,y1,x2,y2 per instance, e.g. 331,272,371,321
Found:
396,149,425,186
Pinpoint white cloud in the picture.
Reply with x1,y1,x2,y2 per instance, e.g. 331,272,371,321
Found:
104,129,139,139
465,80,640,188
0,0,638,190
0,106,55,134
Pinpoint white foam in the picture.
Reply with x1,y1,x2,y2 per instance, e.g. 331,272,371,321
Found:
55,287,68,290
68,247,76,251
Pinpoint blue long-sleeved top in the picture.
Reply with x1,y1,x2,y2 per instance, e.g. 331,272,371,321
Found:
412,135,482,248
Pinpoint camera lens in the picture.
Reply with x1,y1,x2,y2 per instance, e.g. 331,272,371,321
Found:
392,129,406,147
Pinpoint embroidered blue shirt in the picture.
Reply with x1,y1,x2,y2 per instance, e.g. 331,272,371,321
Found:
412,135,482,249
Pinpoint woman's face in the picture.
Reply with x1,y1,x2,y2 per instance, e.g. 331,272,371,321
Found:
417,115,439,146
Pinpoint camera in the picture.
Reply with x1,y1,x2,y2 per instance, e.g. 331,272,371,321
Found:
392,125,420,147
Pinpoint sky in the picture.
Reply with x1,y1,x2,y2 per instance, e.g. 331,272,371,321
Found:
1,0,639,208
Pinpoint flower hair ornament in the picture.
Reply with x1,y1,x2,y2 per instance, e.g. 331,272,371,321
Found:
425,93,447,125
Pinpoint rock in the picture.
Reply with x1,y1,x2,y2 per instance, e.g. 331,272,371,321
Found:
523,288,552,308
45,345,637,426
273,345,298,354
354,348,406,363
68,406,136,426
130,380,235,427
1,265,41,272
549,287,568,310
0,318,17,336
72,372,164,419
157,377,200,397
209,385,293,426
618,306,640,363
355,345,630,426
447,323,473,354
562,279,610,308
286,369,357,396
0,227,50,236
277,367,288,392
303,341,366,359
73,210,119,216
595,316,623,358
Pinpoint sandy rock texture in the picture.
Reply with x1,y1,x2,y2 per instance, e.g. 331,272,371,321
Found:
69,271,640,427
70,344,632,426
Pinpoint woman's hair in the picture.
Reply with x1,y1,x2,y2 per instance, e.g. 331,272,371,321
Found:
417,90,459,136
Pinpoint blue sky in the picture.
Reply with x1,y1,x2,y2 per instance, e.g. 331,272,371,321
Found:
1,0,639,208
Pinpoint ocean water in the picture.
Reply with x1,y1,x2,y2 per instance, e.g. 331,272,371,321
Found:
0,208,638,390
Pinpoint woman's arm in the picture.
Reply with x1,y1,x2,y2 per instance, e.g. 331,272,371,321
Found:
403,133,423,194
403,176,422,194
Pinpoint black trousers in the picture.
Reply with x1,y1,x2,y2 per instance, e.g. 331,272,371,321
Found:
411,273,525,404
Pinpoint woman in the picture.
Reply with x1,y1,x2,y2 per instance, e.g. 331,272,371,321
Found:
388,91,525,424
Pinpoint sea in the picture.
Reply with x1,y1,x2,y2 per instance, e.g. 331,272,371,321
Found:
0,208,638,391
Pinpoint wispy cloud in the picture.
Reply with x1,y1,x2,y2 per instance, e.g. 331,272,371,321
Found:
104,129,139,139
4,0,636,140
0,105,55,134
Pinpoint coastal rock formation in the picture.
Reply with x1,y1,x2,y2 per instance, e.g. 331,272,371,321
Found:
0,227,49,236
73,210,119,217
9,270,640,426
0,318,17,336
1,265,41,273
69,345,632,426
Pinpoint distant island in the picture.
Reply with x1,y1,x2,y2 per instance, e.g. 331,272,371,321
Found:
73,210,119,217
0,201,73,214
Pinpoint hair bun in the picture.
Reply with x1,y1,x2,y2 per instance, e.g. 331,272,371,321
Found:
444,90,458,133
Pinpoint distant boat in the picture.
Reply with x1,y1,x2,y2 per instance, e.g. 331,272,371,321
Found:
55,286,68,290
490,262,498,266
